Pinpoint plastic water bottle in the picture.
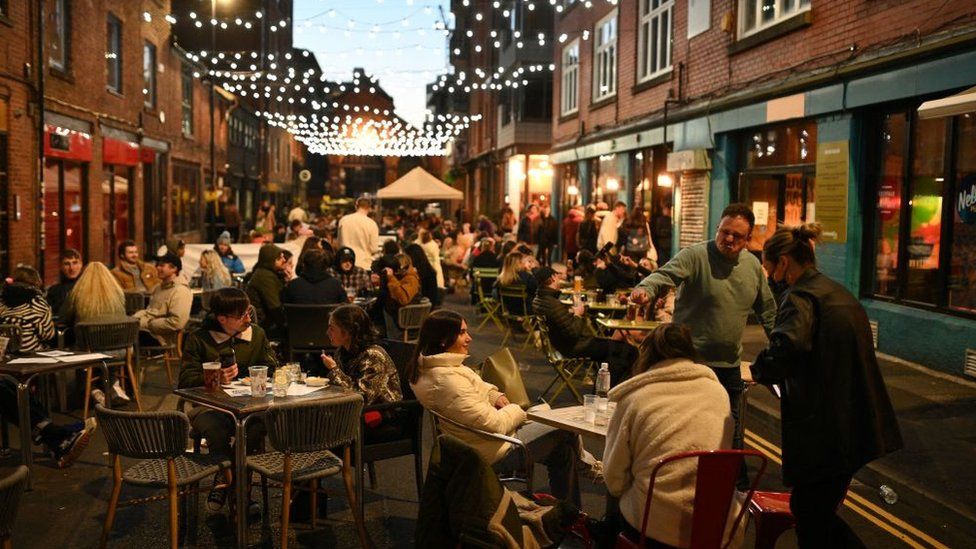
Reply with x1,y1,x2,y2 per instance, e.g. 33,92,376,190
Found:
879,485,898,505
595,363,611,398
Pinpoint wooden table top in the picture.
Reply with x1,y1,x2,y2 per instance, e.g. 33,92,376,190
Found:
595,318,661,331
174,385,354,417
527,404,616,441
0,352,111,377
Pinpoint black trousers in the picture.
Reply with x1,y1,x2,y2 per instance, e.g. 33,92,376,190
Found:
791,475,864,548
191,410,266,461
574,338,637,386
0,378,48,430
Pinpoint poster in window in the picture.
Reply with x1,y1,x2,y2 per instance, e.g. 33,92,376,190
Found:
958,174,976,225
815,140,849,243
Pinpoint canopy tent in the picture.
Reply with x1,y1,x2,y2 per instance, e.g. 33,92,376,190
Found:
918,86,976,119
375,167,463,200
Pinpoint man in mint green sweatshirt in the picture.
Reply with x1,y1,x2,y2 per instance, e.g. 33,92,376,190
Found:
632,203,777,459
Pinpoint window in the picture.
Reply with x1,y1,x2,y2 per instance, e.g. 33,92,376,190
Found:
101,165,132,264
181,63,194,136
47,0,70,71
560,39,579,116
106,14,122,93
738,0,811,38
592,10,617,102
172,163,201,234
43,159,86,283
638,0,673,83
143,42,156,109
869,107,976,315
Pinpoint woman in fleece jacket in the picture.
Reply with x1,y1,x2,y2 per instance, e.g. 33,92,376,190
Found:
604,323,737,547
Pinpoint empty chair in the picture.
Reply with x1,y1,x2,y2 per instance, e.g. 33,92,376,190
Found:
536,322,590,405
396,302,431,343
0,466,29,549
283,303,339,359
248,394,367,548
480,348,531,409
496,285,539,349
75,318,142,417
95,405,231,549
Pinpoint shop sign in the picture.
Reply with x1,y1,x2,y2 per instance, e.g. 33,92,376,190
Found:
44,124,93,162
815,140,849,243
958,174,976,225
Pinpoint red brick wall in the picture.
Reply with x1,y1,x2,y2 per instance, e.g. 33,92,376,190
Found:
553,0,976,146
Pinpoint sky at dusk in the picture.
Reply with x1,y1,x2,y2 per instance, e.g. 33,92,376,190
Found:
292,1,454,126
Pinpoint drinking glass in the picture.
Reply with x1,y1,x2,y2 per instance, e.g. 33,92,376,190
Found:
203,362,221,392
583,395,598,424
249,365,269,395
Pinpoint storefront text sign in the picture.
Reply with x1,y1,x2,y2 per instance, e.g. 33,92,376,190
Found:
958,174,976,225
815,140,850,243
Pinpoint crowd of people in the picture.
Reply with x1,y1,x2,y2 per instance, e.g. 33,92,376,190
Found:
0,195,904,548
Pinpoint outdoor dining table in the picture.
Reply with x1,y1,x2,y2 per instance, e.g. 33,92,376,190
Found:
0,351,113,488
595,318,661,332
173,383,362,549
559,297,629,313
526,402,616,441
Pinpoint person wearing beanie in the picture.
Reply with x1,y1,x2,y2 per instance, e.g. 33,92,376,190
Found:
330,246,372,296
245,243,288,340
132,252,192,347
214,231,245,274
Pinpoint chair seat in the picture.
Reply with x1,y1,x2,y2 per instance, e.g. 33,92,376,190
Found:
123,453,230,487
247,450,343,482
749,490,793,515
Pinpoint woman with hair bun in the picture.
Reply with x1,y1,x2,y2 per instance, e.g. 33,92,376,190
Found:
752,223,903,547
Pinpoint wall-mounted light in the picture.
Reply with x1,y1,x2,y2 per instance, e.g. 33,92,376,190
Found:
567,184,579,196
657,173,674,188
606,178,620,191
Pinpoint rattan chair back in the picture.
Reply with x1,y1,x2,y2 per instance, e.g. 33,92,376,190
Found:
75,317,139,353
0,465,28,539
0,325,21,355
95,404,190,460
263,393,364,454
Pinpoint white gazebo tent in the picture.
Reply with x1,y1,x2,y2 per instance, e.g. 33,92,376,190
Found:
375,167,463,200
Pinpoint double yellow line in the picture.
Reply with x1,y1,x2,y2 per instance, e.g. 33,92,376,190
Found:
743,429,950,549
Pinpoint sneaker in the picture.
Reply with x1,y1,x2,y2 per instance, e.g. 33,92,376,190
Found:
54,418,97,469
207,474,229,512
91,389,106,407
112,380,131,402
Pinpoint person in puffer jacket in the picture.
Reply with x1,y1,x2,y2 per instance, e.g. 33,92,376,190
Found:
407,309,581,505
604,323,739,548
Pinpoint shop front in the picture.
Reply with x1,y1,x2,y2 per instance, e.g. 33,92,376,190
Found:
101,129,139,265
141,139,169,255
505,154,554,215
43,117,91,283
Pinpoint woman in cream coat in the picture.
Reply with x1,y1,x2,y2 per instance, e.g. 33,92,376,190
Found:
604,324,737,547
407,309,580,504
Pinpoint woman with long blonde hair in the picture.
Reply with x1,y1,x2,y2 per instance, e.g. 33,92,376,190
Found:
198,249,233,290
493,251,537,315
62,261,126,325
496,251,526,287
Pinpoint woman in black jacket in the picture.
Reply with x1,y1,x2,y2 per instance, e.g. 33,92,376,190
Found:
577,206,599,253
752,223,902,548
281,248,346,305
405,243,441,307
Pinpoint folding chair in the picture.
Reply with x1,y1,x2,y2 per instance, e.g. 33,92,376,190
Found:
617,449,767,549
536,322,591,405
496,285,540,349
471,269,503,332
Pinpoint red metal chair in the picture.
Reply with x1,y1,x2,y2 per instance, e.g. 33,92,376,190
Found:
748,491,795,549
616,449,768,549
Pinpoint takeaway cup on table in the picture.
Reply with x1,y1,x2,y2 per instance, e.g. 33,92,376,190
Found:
203,362,222,392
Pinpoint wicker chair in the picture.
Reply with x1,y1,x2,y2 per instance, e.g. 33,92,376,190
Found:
248,394,367,548
0,466,28,549
75,318,142,417
396,302,431,343
0,324,21,356
95,405,230,549
137,330,184,388
123,292,148,316
428,409,533,492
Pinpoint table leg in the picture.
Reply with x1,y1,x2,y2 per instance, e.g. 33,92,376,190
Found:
234,418,248,549
16,380,33,490
98,361,113,409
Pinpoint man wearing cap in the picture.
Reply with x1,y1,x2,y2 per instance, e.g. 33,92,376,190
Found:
338,197,380,271
161,238,190,286
245,243,288,340
532,264,637,385
330,246,372,296
133,252,193,347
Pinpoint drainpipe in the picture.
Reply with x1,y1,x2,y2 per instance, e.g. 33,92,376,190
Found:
36,0,46,277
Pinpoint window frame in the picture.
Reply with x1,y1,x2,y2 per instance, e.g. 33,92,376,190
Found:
637,0,674,84
48,0,70,72
181,62,194,137
106,13,123,93
143,41,157,109
592,9,618,103
737,0,811,39
560,39,580,116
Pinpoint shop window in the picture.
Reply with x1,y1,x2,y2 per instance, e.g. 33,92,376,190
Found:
43,160,86,283
172,164,201,234
102,166,132,265
638,0,673,83
560,40,579,116
738,0,810,39
592,10,617,102
869,106,976,316
520,79,552,121
106,14,122,93
47,0,70,72
633,147,673,263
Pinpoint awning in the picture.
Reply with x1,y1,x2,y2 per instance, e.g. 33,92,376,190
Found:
918,86,976,119
376,167,463,200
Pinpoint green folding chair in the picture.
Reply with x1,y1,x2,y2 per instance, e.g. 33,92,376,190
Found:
496,285,540,350
472,268,503,332
536,322,591,405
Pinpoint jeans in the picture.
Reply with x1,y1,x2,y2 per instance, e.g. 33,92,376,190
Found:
493,421,581,506
709,366,748,488
191,409,266,461
791,475,863,548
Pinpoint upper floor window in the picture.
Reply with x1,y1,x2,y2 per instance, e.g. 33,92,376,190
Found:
106,14,122,93
638,0,673,83
181,63,194,136
738,0,811,38
592,10,617,102
0,0,8,17
47,0,70,71
561,39,580,116
143,42,156,109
